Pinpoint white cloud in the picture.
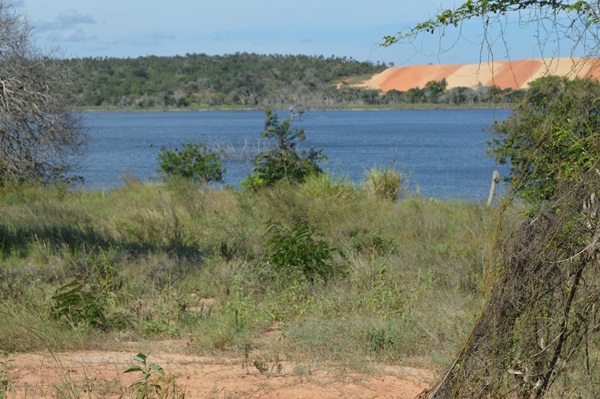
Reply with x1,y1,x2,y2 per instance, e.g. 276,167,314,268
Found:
55,10,96,27
33,9,98,46
36,9,96,32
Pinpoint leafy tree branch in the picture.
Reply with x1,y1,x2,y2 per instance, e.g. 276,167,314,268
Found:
382,0,600,48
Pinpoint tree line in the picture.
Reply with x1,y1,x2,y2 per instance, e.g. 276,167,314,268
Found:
62,53,386,109
61,53,524,109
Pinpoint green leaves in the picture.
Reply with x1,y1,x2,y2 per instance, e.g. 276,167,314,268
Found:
263,219,337,282
488,76,600,203
50,252,121,331
242,110,325,190
123,365,144,373
64,54,387,109
124,353,165,376
51,278,108,330
0,350,14,399
382,1,597,46
124,353,168,399
157,141,225,184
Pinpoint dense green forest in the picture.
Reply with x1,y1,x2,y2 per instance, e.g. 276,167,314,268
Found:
62,52,524,109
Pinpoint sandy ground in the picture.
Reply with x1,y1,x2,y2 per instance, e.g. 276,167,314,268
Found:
362,57,600,91
5,341,434,398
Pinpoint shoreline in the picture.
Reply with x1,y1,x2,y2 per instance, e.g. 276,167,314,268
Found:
76,103,514,113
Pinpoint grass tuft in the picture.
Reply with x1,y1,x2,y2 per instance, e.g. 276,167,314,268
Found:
365,166,404,201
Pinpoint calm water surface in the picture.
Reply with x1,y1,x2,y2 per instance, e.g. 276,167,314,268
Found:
79,109,511,200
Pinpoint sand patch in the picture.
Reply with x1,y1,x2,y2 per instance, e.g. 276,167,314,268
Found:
360,58,600,91
6,349,433,398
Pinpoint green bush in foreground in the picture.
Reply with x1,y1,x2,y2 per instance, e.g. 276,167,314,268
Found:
242,110,325,190
263,219,338,283
157,141,225,183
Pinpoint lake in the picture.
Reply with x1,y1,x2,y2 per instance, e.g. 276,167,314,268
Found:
78,109,511,200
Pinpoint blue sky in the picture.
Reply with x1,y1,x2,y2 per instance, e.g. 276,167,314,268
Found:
16,0,585,66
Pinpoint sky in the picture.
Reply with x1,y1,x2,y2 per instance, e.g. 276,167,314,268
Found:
14,0,588,66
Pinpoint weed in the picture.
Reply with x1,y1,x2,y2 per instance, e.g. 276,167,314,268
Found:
123,353,184,399
253,360,269,374
292,364,313,377
367,324,397,353
347,228,396,257
363,270,406,316
48,249,124,331
263,219,338,282
51,278,108,330
193,313,244,350
302,173,357,199
140,318,178,338
0,351,14,399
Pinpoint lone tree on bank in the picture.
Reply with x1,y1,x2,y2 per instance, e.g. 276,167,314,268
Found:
0,0,83,185
385,2,600,398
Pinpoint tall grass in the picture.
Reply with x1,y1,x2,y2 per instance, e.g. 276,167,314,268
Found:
365,166,404,201
0,176,520,373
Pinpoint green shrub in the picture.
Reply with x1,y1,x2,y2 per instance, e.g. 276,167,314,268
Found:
242,110,325,190
51,279,108,329
489,76,600,204
263,219,337,282
50,252,121,331
365,166,403,201
157,141,224,183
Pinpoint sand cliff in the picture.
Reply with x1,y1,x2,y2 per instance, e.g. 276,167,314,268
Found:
361,58,600,91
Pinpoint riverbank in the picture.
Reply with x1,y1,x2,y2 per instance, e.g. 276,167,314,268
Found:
75,102,514,113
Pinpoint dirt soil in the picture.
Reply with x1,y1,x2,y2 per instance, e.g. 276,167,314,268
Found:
7,345,433,398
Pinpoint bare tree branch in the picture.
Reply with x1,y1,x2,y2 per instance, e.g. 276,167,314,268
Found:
0,0,84,185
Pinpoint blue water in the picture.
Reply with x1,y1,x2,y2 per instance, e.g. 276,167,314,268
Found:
78,109,511,200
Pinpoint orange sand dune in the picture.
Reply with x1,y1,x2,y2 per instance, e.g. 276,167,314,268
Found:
374,64,464,91
486,59,544,89
362,58,600,91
